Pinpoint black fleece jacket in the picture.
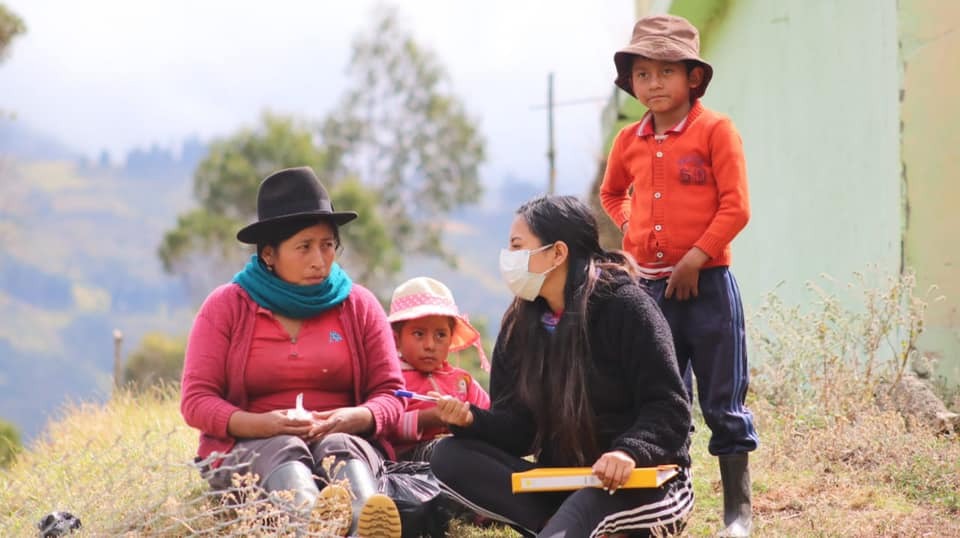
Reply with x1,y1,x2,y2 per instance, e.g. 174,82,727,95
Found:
452,272,691,468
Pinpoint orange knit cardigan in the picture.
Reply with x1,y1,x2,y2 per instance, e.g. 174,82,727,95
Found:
600,100,750,270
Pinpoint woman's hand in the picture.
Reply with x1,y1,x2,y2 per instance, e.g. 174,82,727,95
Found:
592,450,636,493
227,409,313,439
302,406,374,442
416,406,446,432
428,392,474,427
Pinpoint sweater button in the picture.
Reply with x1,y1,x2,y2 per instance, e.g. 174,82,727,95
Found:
654,192,662,199
656,252,665,259
656,151,663,158
655,224,662,231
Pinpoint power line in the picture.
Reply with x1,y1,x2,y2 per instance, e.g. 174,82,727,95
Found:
531,73,608,194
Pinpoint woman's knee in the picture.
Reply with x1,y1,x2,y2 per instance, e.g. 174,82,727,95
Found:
311,433,382,466
314,432,354,453
429,437,471,483
259,434,313,460
238,435,314,484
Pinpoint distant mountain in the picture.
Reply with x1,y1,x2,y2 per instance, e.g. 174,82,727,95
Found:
0,120,79,161
0,124,201,441
0,159,197,440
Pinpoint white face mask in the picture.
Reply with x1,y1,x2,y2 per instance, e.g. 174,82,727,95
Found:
499,243,556,301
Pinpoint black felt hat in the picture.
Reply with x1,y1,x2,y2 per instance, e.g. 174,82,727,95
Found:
236,166,358,244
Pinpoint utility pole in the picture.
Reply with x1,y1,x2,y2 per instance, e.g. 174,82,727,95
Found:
547,72,556,195
531,75,607,195
113,329,124,391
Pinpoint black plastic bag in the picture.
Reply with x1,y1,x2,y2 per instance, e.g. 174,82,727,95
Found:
379,461,453,538
37,511,82,537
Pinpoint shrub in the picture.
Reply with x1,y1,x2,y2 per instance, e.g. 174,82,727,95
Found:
0,418,21,468
749,268,936,421
124,332,186,391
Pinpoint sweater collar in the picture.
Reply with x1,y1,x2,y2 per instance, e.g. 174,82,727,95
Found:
637,99,704,138
400,360,455,375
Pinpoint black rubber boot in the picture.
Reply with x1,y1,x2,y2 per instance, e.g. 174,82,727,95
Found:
261,461,320,514
718,453,752,537
333,459,401,537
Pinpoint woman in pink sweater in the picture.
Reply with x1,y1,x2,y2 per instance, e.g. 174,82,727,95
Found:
180,167,403,537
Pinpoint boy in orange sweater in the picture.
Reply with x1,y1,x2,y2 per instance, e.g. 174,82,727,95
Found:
600,14,758,538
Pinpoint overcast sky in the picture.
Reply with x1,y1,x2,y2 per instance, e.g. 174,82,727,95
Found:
1,0,635,196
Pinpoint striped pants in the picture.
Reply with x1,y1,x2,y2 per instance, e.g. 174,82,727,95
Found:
642,267,759,456
430,438,693,537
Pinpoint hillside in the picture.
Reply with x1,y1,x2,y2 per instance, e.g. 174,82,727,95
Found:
0,156,198,440
0,122,540,442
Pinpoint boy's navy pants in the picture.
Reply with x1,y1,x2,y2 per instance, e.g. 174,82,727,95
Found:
642,266,759,456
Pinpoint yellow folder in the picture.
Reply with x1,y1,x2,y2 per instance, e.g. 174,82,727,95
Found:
511,465,679,493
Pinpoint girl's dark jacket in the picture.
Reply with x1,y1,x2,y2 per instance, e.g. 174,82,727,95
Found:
452,271,691,468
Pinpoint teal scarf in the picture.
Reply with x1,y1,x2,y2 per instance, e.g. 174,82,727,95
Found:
233,255,353,319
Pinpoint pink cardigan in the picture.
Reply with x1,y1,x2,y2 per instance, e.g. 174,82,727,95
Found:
392,362,490,455
180,282,405,461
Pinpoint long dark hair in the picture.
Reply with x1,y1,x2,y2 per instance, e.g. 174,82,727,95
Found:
501,195,638,465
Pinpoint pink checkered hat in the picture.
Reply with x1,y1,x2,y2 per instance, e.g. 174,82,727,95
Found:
387,276,489,371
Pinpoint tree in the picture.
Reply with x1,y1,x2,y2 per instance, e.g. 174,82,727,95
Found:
589,157,627,251
123,332,187,391
322,6,486,261
159,112,400,295
0,3,24,247
0,4,25,62
0,417,22,468
161,8,485,296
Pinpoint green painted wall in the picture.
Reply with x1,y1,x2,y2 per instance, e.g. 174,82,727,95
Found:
899,0,960,383
691,0,903,311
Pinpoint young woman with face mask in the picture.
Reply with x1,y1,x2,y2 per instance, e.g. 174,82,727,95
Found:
428,195,694,537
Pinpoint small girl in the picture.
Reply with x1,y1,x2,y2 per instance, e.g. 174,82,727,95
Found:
387,277,491,461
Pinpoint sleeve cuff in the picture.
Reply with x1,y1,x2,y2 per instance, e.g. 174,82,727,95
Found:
694,233,726,260
612,442,644,466
213,405,242,438
449,405,486,438
361,403,385,436
398,410,422,441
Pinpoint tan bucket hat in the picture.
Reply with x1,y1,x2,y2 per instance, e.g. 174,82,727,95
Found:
614,14,714,100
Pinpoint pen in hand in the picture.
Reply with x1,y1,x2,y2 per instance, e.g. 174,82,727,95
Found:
394,389,439,402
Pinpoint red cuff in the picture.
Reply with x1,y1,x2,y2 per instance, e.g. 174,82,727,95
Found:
694,233,726,260
398,410,422,441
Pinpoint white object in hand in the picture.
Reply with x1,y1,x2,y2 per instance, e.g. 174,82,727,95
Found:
287,392,312,420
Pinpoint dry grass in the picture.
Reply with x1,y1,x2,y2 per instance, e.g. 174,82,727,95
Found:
1,269,957,537
680,398,960,537
0,385,202,536
715,268,960,538
0,385,355,537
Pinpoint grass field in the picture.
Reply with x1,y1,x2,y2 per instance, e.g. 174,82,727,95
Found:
1,385,955,537
1,272,957,536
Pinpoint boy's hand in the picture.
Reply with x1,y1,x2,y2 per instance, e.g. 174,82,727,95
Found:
428,391,474,427
665,247,709,301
